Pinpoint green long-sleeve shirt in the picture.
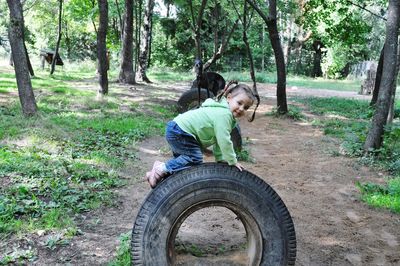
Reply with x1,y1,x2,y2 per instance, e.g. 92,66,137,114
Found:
174,97,237,165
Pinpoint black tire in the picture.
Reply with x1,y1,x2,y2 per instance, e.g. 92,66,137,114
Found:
231,124,242,152
131,163,297,265
177,88,214,113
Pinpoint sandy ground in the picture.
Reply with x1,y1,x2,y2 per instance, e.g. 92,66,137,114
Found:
3,80,400,265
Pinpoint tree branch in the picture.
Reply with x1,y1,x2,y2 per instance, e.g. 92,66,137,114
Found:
346,0,387,21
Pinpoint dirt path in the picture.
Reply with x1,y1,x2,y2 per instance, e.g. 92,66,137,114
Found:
31,82,400,265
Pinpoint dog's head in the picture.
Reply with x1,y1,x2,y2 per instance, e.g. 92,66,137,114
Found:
194,59,203,75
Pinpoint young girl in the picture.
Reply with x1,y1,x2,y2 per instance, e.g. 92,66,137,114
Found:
146,83,259,188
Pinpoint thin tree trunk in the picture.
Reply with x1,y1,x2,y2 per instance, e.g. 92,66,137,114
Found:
261,26,265,72
115,0,124,41
137,0,154,83
148,13,153,68
9,51,13,66
246,0,287,113
364,0,400,151
371,46,385,106
119,0,135,84
23,41,34,76
285,17,294,73
241,1,256,87
97,0,109,95
91,0,98,34
134,0,140,73
7,0,37,116
51,0,63,75
65,20,72,58
189,0,208,61
387,37,400,124
312,40,323,77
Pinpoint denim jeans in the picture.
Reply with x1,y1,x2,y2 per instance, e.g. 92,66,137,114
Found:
165,121,203,173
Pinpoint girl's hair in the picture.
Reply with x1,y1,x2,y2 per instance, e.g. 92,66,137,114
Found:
216,81,260,122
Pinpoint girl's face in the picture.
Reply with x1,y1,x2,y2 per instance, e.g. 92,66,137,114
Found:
226,92,254,118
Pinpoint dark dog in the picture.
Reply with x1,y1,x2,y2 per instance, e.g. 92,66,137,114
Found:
192,59,226,103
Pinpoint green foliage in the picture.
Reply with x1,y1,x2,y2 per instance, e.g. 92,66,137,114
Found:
300,97,373,119
236,147,255,163
356,177,400,213
267,104,305,121
301,0,381,77
0,69,172,239
108,233,131,266
300,96,400,213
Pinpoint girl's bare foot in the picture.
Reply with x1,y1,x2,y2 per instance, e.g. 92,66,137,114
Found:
146,161,167,188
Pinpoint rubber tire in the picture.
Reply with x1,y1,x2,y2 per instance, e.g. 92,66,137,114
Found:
177,88,214,113
231,124,242,152
131,163,297,266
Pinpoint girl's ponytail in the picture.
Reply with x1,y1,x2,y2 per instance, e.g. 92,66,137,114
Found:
249,85,260,122
216,80,238,101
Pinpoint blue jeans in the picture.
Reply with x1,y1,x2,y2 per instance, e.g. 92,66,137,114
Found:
165,121,203,173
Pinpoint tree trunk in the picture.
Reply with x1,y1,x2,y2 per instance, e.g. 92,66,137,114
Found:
261,26,265,72
134,0,141,73
364,0,400,151
387,36,400,124
9,51,13,66
24,41,34,76
370,46,385,106
284,17,294,73
137,0,154,83
115,0,124,41
91,0,98,34
241,1,256,88
119,0,135,84
65,20,72,58
312,40,323,77
189,0,208,61
51,0,63,75
7,0,37,116
97,0,109,95
246,0,287,113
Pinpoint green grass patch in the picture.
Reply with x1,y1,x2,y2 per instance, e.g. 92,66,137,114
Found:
0,68,174,240
298,97,373,119
147,68,361,92
266,104,306,121
298,96,400,213
287,75,361,91
108,233,131,266
356,177,400,213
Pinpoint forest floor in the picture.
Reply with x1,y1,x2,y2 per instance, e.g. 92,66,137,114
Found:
4,77,400,265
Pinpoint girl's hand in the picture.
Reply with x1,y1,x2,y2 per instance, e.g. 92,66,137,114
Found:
234,162,244,171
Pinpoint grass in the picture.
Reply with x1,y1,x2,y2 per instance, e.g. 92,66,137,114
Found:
356,178,400,213
108,233,131,266
1,62,399,264
147,69,362,91
0,65,176,264
286,75,361,91
294,96,400,213
267,104,306,121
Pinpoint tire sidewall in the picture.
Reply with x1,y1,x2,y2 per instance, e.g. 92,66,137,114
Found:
132,163,296,265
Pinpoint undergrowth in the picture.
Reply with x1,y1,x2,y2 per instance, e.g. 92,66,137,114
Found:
296,96,400,213
0,68,175,263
